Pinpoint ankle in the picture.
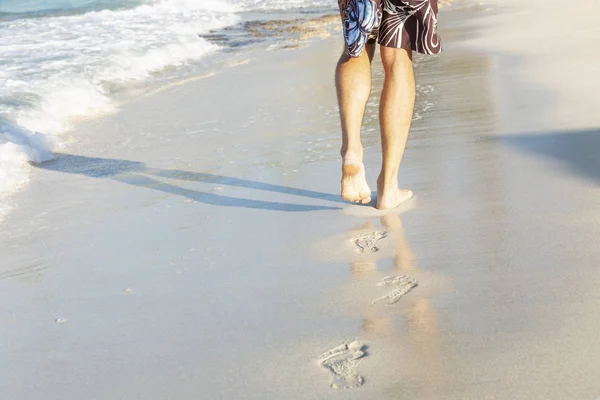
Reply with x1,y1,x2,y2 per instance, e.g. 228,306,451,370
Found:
341,148,364,163
377,174,399,192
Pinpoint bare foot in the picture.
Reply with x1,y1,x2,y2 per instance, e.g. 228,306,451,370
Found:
376,187,413,210
341,160,372,204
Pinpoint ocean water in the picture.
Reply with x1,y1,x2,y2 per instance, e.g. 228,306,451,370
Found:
0,0,336,221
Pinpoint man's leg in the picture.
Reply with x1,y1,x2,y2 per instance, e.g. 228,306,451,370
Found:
377,46,415,210
336,43,376,204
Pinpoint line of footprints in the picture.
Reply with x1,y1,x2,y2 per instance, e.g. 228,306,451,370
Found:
318,229,418,389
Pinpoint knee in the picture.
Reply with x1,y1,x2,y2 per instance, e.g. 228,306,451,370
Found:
338,44,375,66
381,47,413,74
338,53,365,68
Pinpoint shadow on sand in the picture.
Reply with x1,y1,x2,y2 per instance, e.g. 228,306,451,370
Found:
501,128,600,184
35,153,343,212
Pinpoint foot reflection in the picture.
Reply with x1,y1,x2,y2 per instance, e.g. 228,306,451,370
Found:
353,213,441,382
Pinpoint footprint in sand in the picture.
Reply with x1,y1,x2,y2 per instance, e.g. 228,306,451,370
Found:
353,230,388,253
373,275,418,304
318,340,366,389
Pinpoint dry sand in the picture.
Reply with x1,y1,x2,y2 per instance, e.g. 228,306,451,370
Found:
2,1,600,399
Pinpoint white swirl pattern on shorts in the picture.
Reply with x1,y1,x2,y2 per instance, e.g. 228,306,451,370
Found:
379,0,441,54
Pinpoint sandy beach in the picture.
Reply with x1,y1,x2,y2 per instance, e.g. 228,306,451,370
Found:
2,1,600,399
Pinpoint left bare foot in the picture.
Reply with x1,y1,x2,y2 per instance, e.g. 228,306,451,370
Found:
341,159,372,204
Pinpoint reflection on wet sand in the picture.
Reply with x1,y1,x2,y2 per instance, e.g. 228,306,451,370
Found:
347,213,442,389
332,214,445,396
315,209,446,390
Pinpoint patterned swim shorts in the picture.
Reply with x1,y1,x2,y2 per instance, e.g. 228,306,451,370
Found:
338,0,441,57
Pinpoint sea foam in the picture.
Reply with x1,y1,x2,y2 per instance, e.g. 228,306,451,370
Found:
232,0,334,10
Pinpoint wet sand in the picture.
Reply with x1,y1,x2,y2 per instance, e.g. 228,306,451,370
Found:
2,2,600,399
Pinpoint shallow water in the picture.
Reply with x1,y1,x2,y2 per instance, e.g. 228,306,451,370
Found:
0,0,135,17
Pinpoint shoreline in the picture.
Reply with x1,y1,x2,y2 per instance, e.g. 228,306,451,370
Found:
0,5,340,225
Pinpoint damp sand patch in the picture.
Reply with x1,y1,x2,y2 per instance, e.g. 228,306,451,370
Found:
246,14,339,41
202,14,341,52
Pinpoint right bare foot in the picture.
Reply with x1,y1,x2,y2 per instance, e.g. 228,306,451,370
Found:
341,159,372,204
376,186,413,210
